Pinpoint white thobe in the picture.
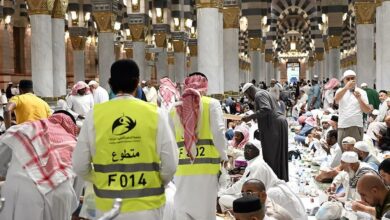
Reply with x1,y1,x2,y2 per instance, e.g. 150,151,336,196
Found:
219,156,307,220
66,94,94,117
172,98,227,220
146,87,158,104
72,96,178,220
0,144,80,220
92,86,109,104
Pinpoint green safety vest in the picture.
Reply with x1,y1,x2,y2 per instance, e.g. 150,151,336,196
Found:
173,96,221,176
92,99,165,212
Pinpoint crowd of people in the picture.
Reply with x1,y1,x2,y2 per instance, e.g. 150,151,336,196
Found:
0,58,389,220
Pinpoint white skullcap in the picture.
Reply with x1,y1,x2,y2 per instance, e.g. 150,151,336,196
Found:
8,82,12,85
315,201,343,220
361,83,368,88
342,136,356,145
242,83,253,93
343,70,356,79
372,109,379,116
321,115,331,124
313,75,319,80
354,141,369,152
141,80,146,84
341,151,359,163
88,80,98,86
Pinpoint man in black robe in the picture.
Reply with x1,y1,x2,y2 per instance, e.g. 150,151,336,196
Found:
242,83,289,181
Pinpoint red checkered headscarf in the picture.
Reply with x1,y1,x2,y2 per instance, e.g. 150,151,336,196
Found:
231,124,250,148
177,74,208,160
71,81,91,95
159,78,179,108
1,113,78,195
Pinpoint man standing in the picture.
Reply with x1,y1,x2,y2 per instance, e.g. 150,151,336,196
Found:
73,59,178,220
172,72,227,220
88,80,109,104
267,79,280,101
242,83,289,181
307,75,321,110
66,81,94,118
334,70,372,146
4,80,51,128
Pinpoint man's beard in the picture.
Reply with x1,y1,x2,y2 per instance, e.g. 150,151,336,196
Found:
348,170,356,179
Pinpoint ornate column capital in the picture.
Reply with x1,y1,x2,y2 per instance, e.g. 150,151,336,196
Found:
249,37,262,51
196,0,222,9
315,52,324,61
265,52,273,62
69,27,88,50
51,0,68,19
354,1,376,24
188,39,198,57
172,32,188,53
124,41,133,58
223,6,240,29
128,14,149,42
153,24,170,48
167,52,175,65
92,0,120,33
27,0,51,15
328,35,342,49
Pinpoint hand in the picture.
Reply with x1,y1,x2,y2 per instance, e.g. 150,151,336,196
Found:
345,80,356,90
353,91,362,100
352,201,369,212
374,132,383,140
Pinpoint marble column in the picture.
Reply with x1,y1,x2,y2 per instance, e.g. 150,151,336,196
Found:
52,0,67,97
188,40,198,74
197,2,222,94
167,52,175,81
133,41,146,80
223,6,239,92
97,32,115,89
324,51,330,79
250,51,261,83
376,2,383,90
27,1,53,97
73,50,85,82
274,61,279,82
355,2,376,87
328,36,342,79
376,1,390,90
173,35,187,84
260,53,266,83
218,9,224,93
156,50,168,80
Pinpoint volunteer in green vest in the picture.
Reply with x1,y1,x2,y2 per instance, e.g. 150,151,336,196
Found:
72,59,178,220
171,72,227,220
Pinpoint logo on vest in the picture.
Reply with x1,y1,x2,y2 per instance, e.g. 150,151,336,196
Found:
112,115,137,135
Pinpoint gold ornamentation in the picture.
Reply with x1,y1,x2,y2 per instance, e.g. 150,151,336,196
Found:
249,38,262,51
93,12,116,33
129,24,146,42
189,45,198,57
27,0,50,15
168,54,175,65
124,48,133,59
154,32,167,48
145,52,154,61
328,35,341,49
315,52,324,61
265,53,273,62
196,0,221,8
223,7,240,29
51,0,68,19
70,36,87,50
324,40,330,52
173,40,186,53
355,2,376,24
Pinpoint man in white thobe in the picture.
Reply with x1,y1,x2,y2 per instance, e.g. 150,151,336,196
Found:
88,80,109,104
219,142,307,220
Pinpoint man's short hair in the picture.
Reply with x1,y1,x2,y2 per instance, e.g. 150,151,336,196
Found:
327,130,338,140
109,59,140,94
379,158,390,174
379,90,388,95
